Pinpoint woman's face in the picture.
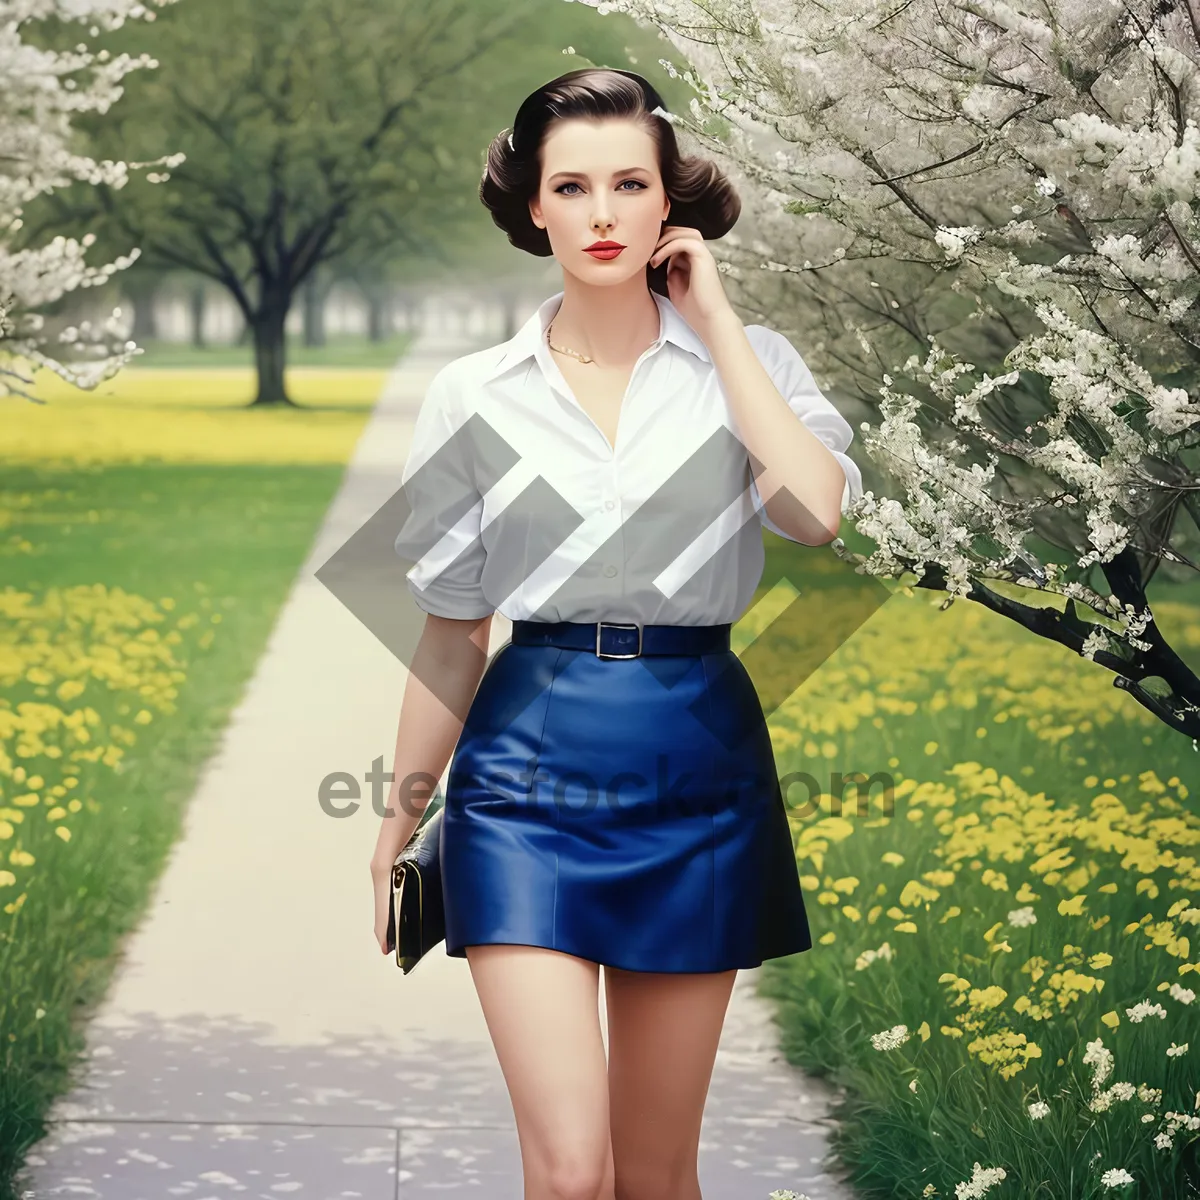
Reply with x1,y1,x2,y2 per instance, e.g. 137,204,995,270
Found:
528,116,670,285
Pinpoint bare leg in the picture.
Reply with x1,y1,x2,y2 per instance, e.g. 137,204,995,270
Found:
465,944,617,1200
604,965,738,1200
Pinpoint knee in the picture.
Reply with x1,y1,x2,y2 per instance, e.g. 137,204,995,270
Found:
541,1150,610,1200
614,1158,696,1200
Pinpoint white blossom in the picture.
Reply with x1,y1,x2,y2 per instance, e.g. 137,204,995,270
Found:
1027,1100,1050,1119
870,1024,911,1051
855,942,894,970
954,1163,1007,1199
571,0,1200,742
1084,1037,1114,1090
0,0,179,401
1100,1168,1134,1188
1126,1001,1168,1023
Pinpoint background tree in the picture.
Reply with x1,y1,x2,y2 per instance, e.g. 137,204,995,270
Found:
30,0,679,405
578,0,1200,741
0,0,178,403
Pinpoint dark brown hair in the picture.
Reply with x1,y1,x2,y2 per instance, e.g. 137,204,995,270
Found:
479,68,740,297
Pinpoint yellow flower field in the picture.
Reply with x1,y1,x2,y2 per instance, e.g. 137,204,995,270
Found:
3,365,386,465
759,588,1200,1198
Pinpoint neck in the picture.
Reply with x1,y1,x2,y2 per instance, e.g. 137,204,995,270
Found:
548,272,661,364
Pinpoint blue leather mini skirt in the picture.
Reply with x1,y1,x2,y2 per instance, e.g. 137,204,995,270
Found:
439,635,812,973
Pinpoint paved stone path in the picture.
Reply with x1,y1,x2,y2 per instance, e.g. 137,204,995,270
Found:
17,332,856,1200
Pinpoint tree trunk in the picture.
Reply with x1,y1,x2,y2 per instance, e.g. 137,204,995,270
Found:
126,274,160,341
502,290,519,340
367,288,391,342
249,300,293,406
190,282,207,349
303,277,327,347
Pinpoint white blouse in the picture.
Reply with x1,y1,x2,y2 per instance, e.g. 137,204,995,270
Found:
396,289,864,625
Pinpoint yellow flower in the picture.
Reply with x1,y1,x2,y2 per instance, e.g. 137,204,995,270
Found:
1101,1010,1120,1029
1088,953,1113,969
818,931,836,945
895,922,919,933
899,880,940,907
842,905,862,922
1057,895,1086,916
966,1029,1042,1078
968,986,1008,1011
882,851,905,866
1031,848,1075,875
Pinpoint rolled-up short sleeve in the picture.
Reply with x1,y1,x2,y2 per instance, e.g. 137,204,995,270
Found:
394,363,492,619
743,324,864,541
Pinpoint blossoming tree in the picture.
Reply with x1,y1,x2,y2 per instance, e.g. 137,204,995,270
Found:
574,0,1200,741
0,0,179,402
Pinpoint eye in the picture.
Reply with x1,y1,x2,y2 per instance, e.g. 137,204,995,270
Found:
553,179,649,195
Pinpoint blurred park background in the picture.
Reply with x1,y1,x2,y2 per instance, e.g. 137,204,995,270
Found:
3,0,1200,1198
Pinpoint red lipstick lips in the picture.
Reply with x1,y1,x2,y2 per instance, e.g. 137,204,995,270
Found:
584,240,625,260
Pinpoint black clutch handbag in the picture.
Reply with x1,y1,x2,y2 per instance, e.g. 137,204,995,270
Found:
385,789,446,974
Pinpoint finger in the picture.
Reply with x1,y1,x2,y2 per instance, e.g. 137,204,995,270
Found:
655,227,700,249
650,238,692,267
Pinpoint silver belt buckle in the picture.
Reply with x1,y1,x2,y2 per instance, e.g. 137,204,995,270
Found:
595,621,642,659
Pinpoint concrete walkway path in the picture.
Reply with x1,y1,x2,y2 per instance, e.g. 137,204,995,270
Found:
17,332,856,1200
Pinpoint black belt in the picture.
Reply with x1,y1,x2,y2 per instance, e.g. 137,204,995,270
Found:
510,619,730,660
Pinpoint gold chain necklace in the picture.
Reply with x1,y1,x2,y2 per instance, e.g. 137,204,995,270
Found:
545,323,595,365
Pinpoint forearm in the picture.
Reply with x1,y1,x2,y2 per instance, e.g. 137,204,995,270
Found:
705,312,846,543
369,613,493,870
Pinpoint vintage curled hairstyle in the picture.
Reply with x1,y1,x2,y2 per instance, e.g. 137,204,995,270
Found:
480,67,741,298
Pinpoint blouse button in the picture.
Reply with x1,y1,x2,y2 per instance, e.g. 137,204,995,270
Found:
603,564,618,578
604,500,616,511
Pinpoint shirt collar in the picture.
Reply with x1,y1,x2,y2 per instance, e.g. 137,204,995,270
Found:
480,288,711,384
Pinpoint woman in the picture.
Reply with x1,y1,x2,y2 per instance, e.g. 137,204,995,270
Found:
370,67,863,1200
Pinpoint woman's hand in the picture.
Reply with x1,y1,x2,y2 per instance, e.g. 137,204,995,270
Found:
370,856,394,956
649,224,738,338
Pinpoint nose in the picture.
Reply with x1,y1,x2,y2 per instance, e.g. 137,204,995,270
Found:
590,208,615,236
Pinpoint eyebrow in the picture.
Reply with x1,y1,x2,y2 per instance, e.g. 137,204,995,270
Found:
546,167,653,183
